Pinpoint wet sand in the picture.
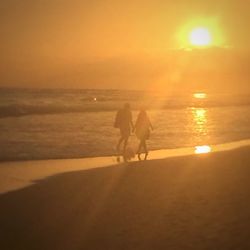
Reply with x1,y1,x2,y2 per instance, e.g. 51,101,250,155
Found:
0,147,250,249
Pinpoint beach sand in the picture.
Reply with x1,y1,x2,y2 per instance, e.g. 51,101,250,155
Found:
0,147,250,249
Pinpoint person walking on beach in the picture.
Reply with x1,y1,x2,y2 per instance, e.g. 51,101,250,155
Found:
114,103,134,160
134,108,153,160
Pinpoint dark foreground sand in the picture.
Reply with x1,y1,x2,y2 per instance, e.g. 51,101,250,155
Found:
1,147,250,250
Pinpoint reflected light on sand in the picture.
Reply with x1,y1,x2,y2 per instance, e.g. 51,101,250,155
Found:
195,145,211,154
193,93,207,99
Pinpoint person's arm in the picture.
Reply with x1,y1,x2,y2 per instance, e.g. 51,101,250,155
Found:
131,120,134,131
130,112,135,131
150,122,153,130
149,118,153,130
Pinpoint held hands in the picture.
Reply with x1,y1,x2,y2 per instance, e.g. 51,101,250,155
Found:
132,126,135,133
131,123,135,133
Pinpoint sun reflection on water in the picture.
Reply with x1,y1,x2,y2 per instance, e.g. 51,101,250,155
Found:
195,145,212,154
191,101,212,154
193,93,207,99
192,108,208,136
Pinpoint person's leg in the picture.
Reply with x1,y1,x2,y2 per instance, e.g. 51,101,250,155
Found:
123,136,128,151
137,140,143,160
143,140,148,153
122,136,129,162
116,136,125,162
122,130,130,153
143,140,148,160
116,136,124,152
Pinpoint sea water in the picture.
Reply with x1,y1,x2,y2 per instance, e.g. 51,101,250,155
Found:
0,88,249,161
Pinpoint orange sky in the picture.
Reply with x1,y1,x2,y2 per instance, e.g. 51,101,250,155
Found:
0,0,249,93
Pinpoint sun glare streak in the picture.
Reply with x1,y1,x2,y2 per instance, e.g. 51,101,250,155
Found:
195,145,212,154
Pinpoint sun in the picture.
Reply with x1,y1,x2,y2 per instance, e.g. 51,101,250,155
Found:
189,27,212,46
177,17,225,48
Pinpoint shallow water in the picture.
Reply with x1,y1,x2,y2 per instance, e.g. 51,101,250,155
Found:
0,88,250,161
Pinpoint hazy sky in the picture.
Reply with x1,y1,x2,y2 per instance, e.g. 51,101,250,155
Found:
1,0,249,92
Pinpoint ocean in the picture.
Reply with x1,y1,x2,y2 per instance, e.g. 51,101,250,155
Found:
0,88,250,161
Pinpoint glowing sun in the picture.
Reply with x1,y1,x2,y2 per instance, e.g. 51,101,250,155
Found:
189,27,212,46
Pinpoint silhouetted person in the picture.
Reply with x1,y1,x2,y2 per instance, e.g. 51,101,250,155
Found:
134,108,153,160
114,103,134,161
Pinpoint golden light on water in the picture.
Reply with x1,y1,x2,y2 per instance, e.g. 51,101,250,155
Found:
192,108,207,136
191,107,209,143
193,93,207,99
191,107,211,154
195,145,212,154
195,108,206,119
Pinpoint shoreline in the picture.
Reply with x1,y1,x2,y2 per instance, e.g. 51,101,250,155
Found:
1,142,250,249
1,138,250,163
0,139,250,195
